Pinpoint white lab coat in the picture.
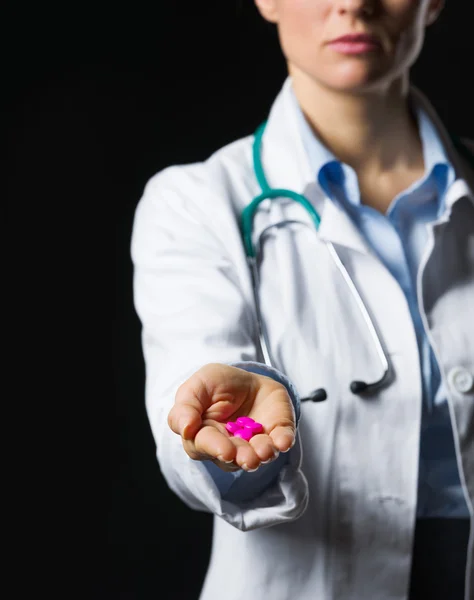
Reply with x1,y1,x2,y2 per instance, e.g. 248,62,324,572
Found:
131,77,474,600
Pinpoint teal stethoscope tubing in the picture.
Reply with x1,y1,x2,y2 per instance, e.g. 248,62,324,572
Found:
241,122,322,260
242,121,474,403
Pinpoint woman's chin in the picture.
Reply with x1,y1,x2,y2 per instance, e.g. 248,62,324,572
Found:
315,67,396,95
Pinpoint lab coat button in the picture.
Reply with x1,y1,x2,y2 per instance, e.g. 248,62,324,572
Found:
447,367,474,394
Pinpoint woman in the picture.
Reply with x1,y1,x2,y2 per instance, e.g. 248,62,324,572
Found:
131,1,474,598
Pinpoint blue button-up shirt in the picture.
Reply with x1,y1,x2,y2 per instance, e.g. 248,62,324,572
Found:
290,86,468,518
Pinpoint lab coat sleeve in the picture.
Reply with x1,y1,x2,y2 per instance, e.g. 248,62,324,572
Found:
130,166,309,532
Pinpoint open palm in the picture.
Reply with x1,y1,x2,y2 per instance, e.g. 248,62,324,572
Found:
168,363,296,472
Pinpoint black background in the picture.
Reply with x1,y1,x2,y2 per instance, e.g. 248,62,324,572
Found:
7,1,473,598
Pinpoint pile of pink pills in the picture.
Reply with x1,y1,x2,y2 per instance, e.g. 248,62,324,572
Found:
225,416,264,441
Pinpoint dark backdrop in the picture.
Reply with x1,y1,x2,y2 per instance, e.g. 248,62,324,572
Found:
7,2,472,599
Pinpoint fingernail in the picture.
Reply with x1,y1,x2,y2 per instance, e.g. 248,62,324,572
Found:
282,437,296,453
242,463,258,472
217,455,234,464
262,447,280,462
179,418,191,438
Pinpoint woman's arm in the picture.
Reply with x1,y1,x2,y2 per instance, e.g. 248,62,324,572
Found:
130,164,309,531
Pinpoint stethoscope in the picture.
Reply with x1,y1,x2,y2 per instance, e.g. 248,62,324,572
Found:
241,120,474,403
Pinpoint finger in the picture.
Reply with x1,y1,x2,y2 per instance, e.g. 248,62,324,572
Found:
168,403,202,441
269,425,296,453
232,437,261,471
193,426,261,472
170,375,216,440
249,433,281,463
207,420,263,471
210,458,242,473
191,425,238,463
181,437,252,473
182,436,236,466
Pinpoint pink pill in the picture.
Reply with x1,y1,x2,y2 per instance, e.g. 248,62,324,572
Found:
236,416,255,427
233,428,253,441
244,421,263,434
225,421,241,434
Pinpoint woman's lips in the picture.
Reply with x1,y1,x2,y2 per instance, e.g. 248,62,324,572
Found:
328,35,382,55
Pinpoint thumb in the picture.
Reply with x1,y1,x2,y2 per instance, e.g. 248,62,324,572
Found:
168,403,202,440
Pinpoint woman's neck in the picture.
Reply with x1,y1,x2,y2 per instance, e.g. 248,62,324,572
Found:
289,66,424,180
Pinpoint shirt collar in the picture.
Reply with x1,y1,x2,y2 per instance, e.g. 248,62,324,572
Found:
414,97,454,181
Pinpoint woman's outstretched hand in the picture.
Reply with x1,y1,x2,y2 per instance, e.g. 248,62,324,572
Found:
168,363,296,472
